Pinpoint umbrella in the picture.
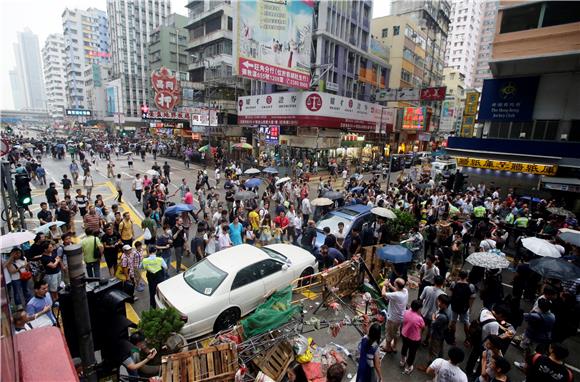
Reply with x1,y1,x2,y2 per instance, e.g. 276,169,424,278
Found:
233,143,253,150
234,190,256,201
323,191,344,200
0,231,36,250
350,186,364,194
164,203,195,216
244,168,261,175
275,177,291,186
370,207,397,219
262,167,279,175
35,221,66,234
558,228,580,247
198,145,210,153
123,151,133,156
23,143,35,148
350,173,363,181
311,197,334,207
547,207,576,218
376,245,413,264
466,251,510,269
245,178,262,189
146,169,160,177
522,237,562,258
529,257,580,281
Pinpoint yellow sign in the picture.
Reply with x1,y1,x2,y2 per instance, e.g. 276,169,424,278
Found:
460,115,475,137
464,91,480,116
455,157,558,176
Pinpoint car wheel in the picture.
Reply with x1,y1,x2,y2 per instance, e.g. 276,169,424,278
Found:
213,308,240,333
298,267,314,287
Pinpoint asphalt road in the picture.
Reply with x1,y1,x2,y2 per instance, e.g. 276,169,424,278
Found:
22,146,580,381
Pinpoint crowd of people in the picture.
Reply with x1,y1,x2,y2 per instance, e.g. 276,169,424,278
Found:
3,133,579,382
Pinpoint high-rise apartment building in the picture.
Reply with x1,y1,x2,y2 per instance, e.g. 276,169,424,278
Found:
84,63,113,119
62,8,110,109
445,0,483,88
107,0,171,118
42,34,67,119
473,0,498,89
11,28,46,111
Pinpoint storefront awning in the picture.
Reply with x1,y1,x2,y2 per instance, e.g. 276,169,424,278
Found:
446,147,560,165
541,176,580,193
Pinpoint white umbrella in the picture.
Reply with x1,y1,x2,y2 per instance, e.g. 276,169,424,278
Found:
522,237,562,258
35,221,66,234
370,207,397,219
244,168,261,175
123,151,133,156
558,228,580,247
311,197,334,207
0,231,36,250
466,251,510,269
275,177,291,186
146,169,160,177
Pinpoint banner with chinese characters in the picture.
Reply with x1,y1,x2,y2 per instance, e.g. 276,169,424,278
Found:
151,67,181,111
402,107,429,130
455,156,557,176
464,91,480,116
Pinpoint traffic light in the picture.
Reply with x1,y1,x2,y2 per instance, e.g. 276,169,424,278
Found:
14,174,32,207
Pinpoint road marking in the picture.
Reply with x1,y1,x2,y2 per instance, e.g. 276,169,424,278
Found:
125,303,140,324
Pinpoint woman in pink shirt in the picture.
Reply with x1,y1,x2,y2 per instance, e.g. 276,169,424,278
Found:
400,299,425,375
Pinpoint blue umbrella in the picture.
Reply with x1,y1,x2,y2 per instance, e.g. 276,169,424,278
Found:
350,186,364,193
376,245,413,264
262,167,279,174
164,203,195,216
245,178,262,189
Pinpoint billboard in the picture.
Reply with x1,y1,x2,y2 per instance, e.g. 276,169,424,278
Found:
106,79,123,116
234,0,314,89
238,91,396,132
478,77,539,121
402,107,428,130
375,88,420,101
370,38,389,61
191,108,219,127
151,67,181,111
420,87,447,101
464,91,480,116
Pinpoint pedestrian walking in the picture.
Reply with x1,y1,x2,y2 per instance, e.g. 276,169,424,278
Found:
400,299,425,375
381,277,409,353
81,229,104,279
356,323,383,382
132,174,144,203
115,174,123,203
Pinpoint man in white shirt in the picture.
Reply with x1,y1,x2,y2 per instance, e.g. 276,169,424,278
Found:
381,278,409,353
301,197,312,225
132,174,144,203
427,347,468,382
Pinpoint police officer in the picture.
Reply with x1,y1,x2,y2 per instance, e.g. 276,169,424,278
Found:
514,213,529,228
141,246,167,309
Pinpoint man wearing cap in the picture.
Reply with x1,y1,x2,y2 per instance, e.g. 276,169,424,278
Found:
141,246,167,309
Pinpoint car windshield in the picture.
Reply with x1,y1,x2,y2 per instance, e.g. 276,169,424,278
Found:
316,213,352,233
261,247,288,263
183,259,227,296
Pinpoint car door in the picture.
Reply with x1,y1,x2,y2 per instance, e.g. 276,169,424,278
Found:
256,259,294,294
229,263,266,315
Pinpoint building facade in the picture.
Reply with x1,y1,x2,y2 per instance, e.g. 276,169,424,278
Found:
11,28,46,111
440,67,465,133
445,0,483,88
107,0,171,118
62,8,110,109
473,0,499,89
84,63,113,119
42,34,67,119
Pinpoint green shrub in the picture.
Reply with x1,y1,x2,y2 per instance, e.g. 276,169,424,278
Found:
387,209,417,240
138,307,185,350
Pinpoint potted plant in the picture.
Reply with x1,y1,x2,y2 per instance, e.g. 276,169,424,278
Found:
387,209,417,242
137,307,185,376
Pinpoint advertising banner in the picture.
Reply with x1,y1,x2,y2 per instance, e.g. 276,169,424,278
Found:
257,125,280,144
455,156,557,176
478,77,539,121
151,67,181,111
402,107,428,130
464,91,480,116
397,88,420,101
235,0,314,89
238,91,396,131
420,87,447,101
460,115,475,137
190,108,219,126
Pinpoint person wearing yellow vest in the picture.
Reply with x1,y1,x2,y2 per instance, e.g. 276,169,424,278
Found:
473,205,487,218
141,246,167,309
505,212,515,225
514,215,529,228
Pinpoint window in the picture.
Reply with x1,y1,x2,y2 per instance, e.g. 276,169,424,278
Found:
381,28,388,37
228,16,233,31
393,25,400,36
401,69,412,82
488,122,510,138
500,3,542,33
569,120,580,142
533,120,559,140
232,264,261,290
509,121,533,139
542,1,580,27
183,259,227,296
256,260,283,278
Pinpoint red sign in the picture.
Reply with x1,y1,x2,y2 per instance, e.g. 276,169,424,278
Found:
420,87,447,101
151,67,181,111
305,94,322,111
239,58,310,89
402,107,428,130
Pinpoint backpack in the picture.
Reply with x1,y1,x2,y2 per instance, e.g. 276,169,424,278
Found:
468,311,497,345
450,282,473,314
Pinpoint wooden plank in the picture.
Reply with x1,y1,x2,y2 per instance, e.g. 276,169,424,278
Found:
180,358,187,382
207,351,215,378
172,359,179,382
193,352,201,381
162,361,170,382
187,357,194,382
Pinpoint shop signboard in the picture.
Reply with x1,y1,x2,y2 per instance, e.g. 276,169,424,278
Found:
258,125,280,144
478,77,539,121
402,107,427,130
375,88,397,102
191,108,218,126
397,88,420,101
455,156,557,176
66,109,92,117
464,91,480,116
376,107,397,134
233,0,314,89
420,87,446,101
151,67,181,111
143,111,191,120
326,81,339,91
238,91,394,131
460,115,475,137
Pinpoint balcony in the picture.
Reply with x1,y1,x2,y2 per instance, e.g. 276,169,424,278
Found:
358,68,378,85
185,2,227,28
186,29,232,51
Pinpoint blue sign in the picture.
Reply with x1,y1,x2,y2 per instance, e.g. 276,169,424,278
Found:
478,77,539,121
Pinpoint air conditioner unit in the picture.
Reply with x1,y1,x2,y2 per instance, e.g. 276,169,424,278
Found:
560,134,568,141
519,132,526,138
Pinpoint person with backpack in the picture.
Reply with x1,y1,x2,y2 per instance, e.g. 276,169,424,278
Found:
448,270,477,345
526,343,574,382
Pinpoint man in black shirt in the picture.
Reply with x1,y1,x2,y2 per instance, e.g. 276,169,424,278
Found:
37,202,53,225
171,217,186,274
322,226,337,248
347,228,362,258
45,183,58,210
101,224,121,277
163,161,171,182
527,343,573,382
55,200,72,233
301,220,317,253
61,175,72,197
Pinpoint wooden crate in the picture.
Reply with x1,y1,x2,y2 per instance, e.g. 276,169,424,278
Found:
161,343,238,382
361,245,384,280
251,340,294,382
321,260,362,300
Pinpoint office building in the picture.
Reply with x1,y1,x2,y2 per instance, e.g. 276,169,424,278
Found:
445,0,483,88
62,7,110,109
11,28,46,111
473,0,499,89
107,0,171,118
42,34,67,119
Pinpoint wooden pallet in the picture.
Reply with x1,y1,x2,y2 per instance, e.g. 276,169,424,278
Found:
161,343,238,382
361,245,384,280
251,340,294,382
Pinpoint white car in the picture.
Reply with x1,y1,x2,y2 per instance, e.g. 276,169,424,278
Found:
155,243,317,339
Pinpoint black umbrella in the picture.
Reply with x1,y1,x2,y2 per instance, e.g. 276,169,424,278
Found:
529,257,580,280
234,190,256,201
323,191,344,200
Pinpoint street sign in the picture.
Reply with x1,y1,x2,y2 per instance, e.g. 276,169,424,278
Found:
66,109,92,117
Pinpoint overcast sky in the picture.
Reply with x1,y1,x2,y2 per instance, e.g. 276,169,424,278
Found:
0,0,391,110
